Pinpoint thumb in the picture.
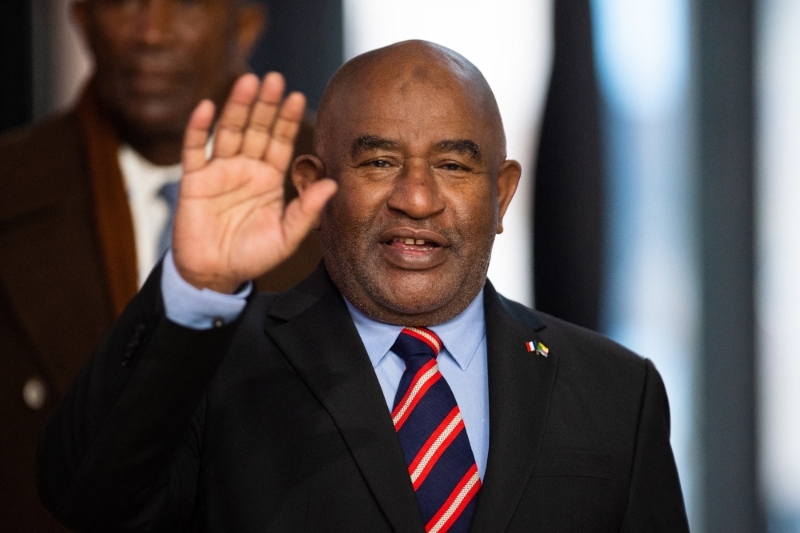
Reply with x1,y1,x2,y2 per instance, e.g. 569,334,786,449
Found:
280,178,338,247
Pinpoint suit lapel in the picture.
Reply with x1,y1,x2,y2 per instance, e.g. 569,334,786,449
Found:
76,87,139,316
470,282,558,533
263,270,424,533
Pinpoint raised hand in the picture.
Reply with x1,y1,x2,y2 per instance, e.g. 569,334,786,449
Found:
172,72,337,293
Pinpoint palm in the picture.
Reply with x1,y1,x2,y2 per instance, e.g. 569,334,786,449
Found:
172,73,336,293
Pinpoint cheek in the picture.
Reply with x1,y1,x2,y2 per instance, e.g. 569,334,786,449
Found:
447,185,499,238
187,28,228,57
320,191,367,245
177,13,242,65
88,20,132,63
330,176,392,227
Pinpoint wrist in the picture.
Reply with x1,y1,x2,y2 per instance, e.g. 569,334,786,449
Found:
161,250,250,329
174,263,244,295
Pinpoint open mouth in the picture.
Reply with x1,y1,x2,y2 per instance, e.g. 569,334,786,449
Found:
389,237,440,248
378,228,449,269
380,233,448,269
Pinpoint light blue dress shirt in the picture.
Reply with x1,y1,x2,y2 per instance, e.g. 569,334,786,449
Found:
161,250,490,478
342,293,489,479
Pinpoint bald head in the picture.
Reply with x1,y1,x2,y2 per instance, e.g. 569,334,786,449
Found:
314,40,507,169
292,40,521,326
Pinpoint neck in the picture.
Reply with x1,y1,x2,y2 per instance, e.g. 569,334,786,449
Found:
121,130,185,166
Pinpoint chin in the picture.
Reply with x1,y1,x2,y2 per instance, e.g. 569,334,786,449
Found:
372,274,471,320
380,294,446,316
123,106,189,137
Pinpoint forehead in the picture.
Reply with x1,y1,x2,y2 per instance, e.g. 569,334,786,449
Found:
86,0,239,16
335,66,494,149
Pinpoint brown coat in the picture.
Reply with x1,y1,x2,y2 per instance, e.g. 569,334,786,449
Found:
0,96,320,532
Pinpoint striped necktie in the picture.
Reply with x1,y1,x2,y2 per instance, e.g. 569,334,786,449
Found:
391,327,481,533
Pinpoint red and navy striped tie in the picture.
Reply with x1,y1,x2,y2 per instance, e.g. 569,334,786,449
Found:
391,327,481,533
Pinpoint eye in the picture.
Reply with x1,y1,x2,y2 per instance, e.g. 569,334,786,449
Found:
364,158,391,168
438,160,472,173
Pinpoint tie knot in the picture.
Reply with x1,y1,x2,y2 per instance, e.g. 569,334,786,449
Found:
392,327,443,362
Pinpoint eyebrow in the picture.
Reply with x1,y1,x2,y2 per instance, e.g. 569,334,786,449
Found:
350,135,401,157
349,135,483,162
435,139,482,162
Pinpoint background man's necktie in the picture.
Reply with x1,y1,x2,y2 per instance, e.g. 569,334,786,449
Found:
391,327,481,533
157,181,181,259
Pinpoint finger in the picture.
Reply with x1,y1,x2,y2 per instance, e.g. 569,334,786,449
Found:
281,178,337,247
264,92,306,175
213,73,260,158
183,99,216,173
240,72,285,159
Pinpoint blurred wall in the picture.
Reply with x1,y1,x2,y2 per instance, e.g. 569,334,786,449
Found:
250,0,342,110
534,0,604,332
591,0,698,527
30,0,92,120
757,1,800,531
695,1,761,532
0,2,33,132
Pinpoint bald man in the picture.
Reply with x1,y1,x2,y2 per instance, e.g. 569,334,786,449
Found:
37,41,689,533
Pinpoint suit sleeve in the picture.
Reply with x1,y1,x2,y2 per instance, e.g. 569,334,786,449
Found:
36,264,243,532
621,359,690,532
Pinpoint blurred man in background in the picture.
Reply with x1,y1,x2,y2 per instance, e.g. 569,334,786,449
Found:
0,1,319,530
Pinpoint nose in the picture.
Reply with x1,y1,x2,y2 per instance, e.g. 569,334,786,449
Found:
137,0,174,45
387,158,446,219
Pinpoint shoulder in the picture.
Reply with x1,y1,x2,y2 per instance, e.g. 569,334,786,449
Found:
251,263,338,324
539,310,643,366
0,109,87,222
487,282,648,379
541,309,651,390
0,110,81,164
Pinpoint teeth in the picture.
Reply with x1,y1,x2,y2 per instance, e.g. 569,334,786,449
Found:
394,237,428,245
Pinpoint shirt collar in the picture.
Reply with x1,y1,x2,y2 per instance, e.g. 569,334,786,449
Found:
344,288,486,372
118,143,182,196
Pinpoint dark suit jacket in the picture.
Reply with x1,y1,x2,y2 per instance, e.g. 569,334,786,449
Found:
0,107,319,532
37,264,689,532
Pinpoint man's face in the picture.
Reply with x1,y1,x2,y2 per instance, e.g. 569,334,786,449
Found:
75,0,260,137
317,57,520,326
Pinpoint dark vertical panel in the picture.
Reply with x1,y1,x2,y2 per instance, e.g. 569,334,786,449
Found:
250,0,343,111
532,0,604,330
0,1,33,133
695,1,763,532
30,0,57,121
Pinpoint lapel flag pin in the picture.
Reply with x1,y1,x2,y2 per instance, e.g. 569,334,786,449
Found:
526,341,549,357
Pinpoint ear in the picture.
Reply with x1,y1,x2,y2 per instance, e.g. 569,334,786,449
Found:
495,159,522,234
291,154,327,230
235,4,266,63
